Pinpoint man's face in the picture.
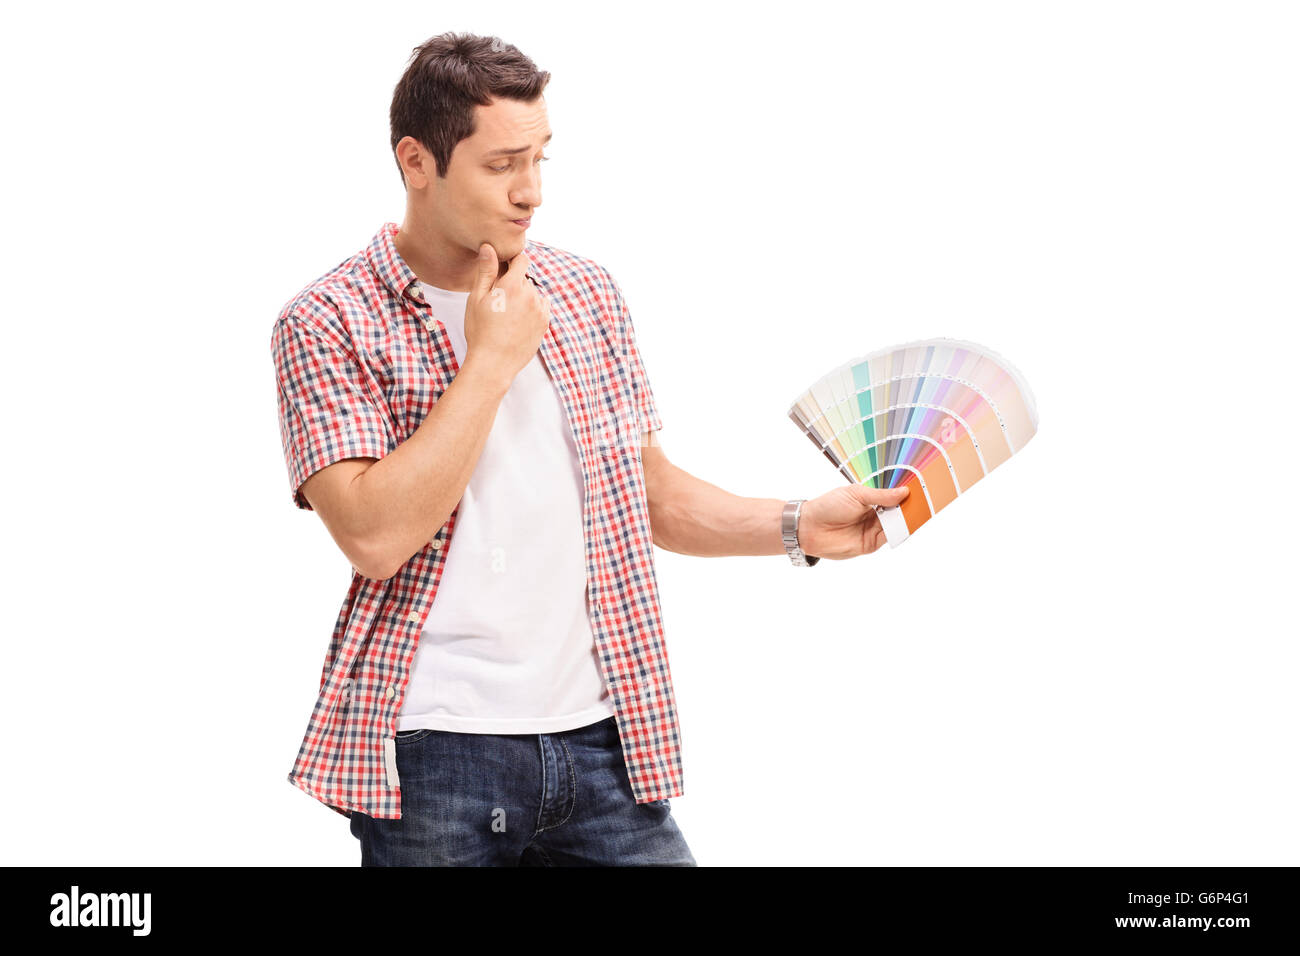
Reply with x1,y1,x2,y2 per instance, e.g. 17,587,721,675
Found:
413,95,550,263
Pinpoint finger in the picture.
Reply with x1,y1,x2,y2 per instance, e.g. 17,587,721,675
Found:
504,249,531,286
474,242,499,298
857,485,910,508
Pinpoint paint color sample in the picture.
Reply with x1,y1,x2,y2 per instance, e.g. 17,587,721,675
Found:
788,337,1038,548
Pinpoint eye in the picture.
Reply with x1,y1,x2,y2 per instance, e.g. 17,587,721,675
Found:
489,155,550,173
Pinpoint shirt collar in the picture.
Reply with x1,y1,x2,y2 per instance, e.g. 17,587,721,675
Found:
365,221,541,303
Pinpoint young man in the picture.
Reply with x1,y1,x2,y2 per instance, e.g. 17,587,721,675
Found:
270,32,908,867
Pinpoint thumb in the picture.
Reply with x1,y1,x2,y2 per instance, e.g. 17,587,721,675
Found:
475,242,498,297
857,484,910,507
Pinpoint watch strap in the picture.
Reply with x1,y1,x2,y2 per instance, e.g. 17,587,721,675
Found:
782,499,820,566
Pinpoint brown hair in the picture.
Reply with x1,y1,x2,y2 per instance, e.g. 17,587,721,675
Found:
389,32,551,188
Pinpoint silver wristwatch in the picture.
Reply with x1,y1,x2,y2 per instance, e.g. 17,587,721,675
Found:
782,498,820,567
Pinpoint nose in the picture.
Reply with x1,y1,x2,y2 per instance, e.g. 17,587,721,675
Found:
512,166,543,212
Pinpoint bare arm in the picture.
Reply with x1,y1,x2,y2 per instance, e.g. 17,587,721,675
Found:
347,244,547,580
349,354,513,579
640,434,910,560
640,436,785,557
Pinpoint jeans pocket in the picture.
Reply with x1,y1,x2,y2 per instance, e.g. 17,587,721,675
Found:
394,727,434,743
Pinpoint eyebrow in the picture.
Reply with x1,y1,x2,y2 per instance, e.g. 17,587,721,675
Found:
483,132,553,158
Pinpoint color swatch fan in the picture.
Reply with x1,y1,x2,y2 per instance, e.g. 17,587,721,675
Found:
788,337,1038,547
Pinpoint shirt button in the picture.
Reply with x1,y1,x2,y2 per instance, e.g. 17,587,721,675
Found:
387,686,396,700
407,611,420,624
431,537,443,550
424,317,437,332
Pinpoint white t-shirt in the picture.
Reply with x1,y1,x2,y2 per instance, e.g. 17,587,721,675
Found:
395,280,616,734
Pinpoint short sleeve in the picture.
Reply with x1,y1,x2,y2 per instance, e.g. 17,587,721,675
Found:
271,309,393,511
606,272,664,434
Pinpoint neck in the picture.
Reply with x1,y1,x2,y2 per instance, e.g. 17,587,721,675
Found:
394,220,507,292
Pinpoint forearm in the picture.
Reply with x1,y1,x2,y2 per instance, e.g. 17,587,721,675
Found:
350,355,512,579
646,462,786,557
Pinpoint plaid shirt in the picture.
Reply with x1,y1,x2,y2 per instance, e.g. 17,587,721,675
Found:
270,222,683,820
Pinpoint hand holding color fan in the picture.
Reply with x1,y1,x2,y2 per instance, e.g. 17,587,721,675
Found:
788,338,1038,548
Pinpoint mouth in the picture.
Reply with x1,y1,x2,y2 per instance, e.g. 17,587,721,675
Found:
510,217,531,228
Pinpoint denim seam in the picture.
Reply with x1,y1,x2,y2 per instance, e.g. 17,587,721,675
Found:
532,734,549,838
393,728,434,744
534,736,578,834
554,737,578,830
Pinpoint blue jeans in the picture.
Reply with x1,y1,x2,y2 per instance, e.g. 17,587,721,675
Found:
348,715,697,866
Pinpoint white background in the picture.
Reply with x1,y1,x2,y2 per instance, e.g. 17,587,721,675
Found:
4,0,1297,866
